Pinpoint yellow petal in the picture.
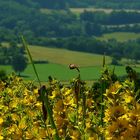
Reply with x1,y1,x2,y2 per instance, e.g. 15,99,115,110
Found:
0,118,3,125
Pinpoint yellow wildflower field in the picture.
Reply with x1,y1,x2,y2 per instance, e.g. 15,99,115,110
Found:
0,66,140,139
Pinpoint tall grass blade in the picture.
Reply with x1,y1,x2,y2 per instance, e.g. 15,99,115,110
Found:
40,86,60,140
21,36,41,87
103,53,106,67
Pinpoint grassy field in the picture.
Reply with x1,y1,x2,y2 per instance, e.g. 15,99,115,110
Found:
1,45,140,82
40,8,68,14
0,45,112,81
0,64,101,81
41,7,140,15
28,45,112,67
96,32,140,42
70,8,140,15
1,63,140,83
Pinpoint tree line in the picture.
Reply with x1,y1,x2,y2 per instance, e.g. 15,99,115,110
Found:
1,37,140,67
0,42,27,75
0,0,140,68
0,1,140,43
34,37,140,63
13,0,140,9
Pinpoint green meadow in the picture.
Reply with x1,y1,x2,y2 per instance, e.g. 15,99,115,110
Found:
70,8,140,15
28,45,112,67
0,45,111,81
1,63,140,82
96,32,140,42
0,64,100,81
1,45,140,82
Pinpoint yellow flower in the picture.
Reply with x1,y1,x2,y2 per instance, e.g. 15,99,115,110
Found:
24,88,30,96
8,124,17,134
78,106,82,114
49,90,59,99
0,135,3,140
104,106,125,122
7,88,12,94
52,129,57,137
35,102,42,108
39,128,47,138
11,113,20,122
105,81,122,98
33,88,38,95
0,81,5,91
14,128,23,139
121,114,129,121
106,119,129,138
0,118,3,125
9,98,18,108
28,96,36,103
86,121,91,129
64,88,72,96
25,131,34,139
123,95,133,103
69,129,80,140
18,117,27,129
88,136,96,140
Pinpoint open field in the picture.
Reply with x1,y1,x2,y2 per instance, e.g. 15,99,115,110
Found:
0,64,100,81
40,8,140,17
70,8,140,14
28,45,112,67
1,63,140,82
0,45,112,81
40,8,67,14
1,45,140,82
96,32,140,42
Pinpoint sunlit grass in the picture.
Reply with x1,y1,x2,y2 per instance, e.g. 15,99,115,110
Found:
70,7,140,15
97,32,140,42
28,45,112,67
1,64,140,82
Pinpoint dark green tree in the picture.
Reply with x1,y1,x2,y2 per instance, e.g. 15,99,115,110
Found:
132,47,140,63
12,54,28,76
0,69,7,81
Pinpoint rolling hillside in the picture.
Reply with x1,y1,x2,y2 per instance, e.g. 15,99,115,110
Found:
28,45,112,67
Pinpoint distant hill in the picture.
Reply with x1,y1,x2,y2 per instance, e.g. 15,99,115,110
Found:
0,0,140,64
3,0,140,9
0,0,140,42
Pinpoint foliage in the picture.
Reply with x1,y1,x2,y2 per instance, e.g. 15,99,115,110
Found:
0,0,140,43
0,69,7,81
0,65,140,139
14,0,140,9
0,1,140,62
0,42,25,65
104,81,140,139
11,54,28,75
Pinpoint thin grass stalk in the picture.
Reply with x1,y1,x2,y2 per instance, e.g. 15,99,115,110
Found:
101,80,105,126
101,54,105,126
103,52,106,68
40,86,60,140
75,79,79,126
21,36,60,140
100,54,106,140
21,36,41,87
82,90,86,140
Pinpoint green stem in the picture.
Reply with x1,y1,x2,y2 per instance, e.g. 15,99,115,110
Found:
82,90,86,140
41,87,60,140
21,36,41,87
21,36,59,139
101,80,105,127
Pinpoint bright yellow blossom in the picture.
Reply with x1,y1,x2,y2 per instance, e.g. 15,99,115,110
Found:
0,118,3,125
0,135,3,140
